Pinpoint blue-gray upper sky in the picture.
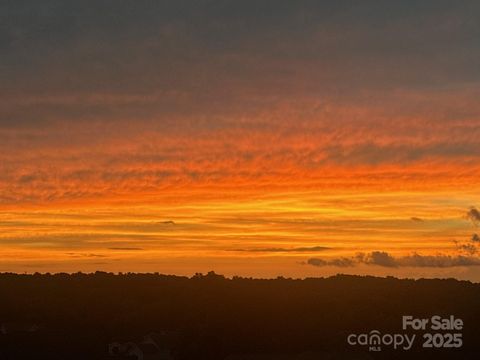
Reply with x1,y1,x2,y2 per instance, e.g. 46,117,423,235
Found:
1,0,480,126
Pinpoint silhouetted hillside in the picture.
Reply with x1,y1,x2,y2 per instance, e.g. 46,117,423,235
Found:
0,272,479,359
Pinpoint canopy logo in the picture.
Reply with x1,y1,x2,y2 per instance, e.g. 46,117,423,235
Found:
347,330,415,352
347,315,463,351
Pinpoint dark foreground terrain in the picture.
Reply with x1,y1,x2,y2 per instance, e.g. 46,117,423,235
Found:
0,272,479,359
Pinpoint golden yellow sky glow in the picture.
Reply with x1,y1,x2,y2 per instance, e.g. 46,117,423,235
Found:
2,2,480,279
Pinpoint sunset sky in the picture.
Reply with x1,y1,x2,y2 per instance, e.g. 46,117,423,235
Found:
2,1,480,279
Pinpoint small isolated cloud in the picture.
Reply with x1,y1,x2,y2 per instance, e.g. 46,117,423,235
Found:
159,221,176,225
410,217,424,222
362,251,398,267
65,253,106,258
466,207,480,226
307,257,355,267
307,258,328,266
472,233,480,242
306,251,480,268
108,247,144,251
328,257,356,267
232,246,331,253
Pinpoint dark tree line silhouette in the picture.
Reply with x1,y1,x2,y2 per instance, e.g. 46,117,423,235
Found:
0,272,479,359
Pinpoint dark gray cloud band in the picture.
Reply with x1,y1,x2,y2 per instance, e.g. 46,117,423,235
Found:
232,246,331,253
307,251,480,268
